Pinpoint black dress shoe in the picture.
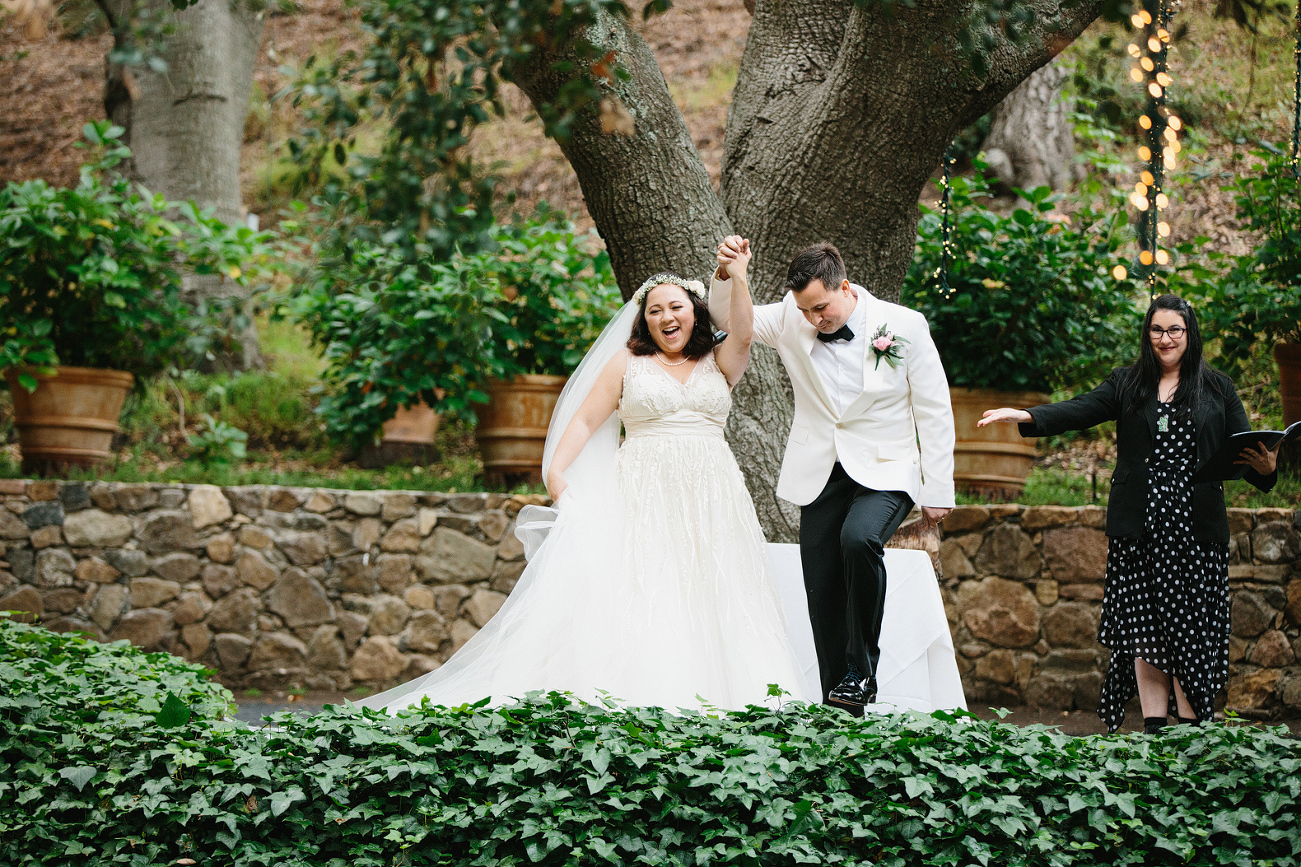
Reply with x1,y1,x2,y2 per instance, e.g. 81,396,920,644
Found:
828,668,878,708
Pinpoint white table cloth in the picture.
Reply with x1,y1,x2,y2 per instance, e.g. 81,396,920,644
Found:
767,543,968,713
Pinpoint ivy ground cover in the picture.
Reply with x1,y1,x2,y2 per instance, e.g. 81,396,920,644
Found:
1,618,1299,866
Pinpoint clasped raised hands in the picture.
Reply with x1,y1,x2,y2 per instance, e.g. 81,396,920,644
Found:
716,235,751,283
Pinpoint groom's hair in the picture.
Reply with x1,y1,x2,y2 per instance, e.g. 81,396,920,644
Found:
785,242,846,294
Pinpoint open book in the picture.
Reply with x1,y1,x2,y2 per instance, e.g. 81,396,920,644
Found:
1193,420,1300,483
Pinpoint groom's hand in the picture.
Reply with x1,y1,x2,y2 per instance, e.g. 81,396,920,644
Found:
921,506,951,529
715,235,751,281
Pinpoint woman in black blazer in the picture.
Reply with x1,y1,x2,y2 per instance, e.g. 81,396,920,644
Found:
980,295,1278,733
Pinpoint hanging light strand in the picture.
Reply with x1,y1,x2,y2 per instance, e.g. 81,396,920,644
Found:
1116,0,1181,294
1292,0,1300,178
938,144,957,299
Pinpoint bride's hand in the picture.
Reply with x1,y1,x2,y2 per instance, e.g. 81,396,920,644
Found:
977,408,1032,427
546,471,568,502
715,235,750,280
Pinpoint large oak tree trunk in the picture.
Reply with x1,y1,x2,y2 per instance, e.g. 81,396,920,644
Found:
103,0,264,370
983,60,1080,198
512,0,1101,539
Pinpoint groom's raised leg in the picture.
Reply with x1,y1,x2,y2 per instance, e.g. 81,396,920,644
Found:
799,463,857,702
842,488,913,687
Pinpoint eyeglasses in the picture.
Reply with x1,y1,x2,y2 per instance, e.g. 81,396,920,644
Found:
1149,325,1187,339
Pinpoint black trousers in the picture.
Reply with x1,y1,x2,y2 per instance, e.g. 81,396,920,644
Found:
799,462,914,705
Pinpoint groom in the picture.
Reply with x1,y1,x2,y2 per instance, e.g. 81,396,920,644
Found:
711,238,955,710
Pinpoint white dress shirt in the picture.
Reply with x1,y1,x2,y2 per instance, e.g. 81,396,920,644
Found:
809,292,867,416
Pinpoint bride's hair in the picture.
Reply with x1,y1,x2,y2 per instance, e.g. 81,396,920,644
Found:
626,278,717,359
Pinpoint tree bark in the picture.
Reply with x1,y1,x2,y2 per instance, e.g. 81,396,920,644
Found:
103,0,265,370
982,60,1079,198
511,0,1103,539
509,8,733,292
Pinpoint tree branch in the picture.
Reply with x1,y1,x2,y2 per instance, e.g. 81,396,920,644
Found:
508,8,732,297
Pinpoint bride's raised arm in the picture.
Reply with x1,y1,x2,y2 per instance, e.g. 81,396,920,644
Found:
544,350,628,500
713,235,753,388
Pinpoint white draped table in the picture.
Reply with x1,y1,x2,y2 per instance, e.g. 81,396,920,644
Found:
766,544,968,713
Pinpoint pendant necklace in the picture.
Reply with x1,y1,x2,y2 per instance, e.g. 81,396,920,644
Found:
656,353,689,367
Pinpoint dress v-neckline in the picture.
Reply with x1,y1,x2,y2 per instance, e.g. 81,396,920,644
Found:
648,354,706,387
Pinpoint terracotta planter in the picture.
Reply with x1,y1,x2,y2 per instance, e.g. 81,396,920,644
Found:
358,400,443,469
382,400,441,444
950,386,1051,499
4,365,134,472
1276,342,1301,427
476,374,568,488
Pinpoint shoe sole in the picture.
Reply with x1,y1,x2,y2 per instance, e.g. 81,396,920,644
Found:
827,695,867,708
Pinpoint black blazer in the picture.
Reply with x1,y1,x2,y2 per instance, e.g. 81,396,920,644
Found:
1018,366,1277,545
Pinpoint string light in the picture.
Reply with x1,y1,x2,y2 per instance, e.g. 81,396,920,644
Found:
1118,0,1183,295
938,144,957,299
1293,0,1300,177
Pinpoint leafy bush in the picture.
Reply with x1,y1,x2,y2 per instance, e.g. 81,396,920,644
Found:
1196,145,1301,376
902,169,1139,394
0,122,277,389
4,619,1301,866
0,616,232,728
293,210,619,448
187,413,249,466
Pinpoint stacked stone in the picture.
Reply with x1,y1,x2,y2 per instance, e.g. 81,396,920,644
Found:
939,504,1301,720
0,480,541,692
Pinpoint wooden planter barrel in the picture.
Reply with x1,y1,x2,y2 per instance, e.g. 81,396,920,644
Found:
1276,342,1301,427
4,365,134,472
950,386,1051,499
475,374,567,488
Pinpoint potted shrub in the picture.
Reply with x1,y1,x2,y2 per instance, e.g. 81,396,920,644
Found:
0,121,273,472
1209,147,1301,428
294,209,620,484
901,170,1137,497
470,213,621,487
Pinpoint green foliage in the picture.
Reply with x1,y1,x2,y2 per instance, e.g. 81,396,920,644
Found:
3,621,1301,866
293,211,620,448
0,616,233,728
286,0,627,269
902,170,1140,393
1197,145,1301,376
187,414,249,467
0,121,278,385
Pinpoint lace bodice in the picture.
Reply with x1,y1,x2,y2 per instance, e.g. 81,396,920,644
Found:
619,351,730,438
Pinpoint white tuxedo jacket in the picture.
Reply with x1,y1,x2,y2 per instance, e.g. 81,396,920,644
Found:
710,277,956,508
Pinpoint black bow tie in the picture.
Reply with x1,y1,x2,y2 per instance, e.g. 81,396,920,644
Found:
817,324,854,343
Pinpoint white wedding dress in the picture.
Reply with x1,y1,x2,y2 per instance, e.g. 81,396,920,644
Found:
360,347,815,712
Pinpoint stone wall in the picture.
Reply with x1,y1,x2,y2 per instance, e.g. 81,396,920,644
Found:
939,504,1301,720
0,480,538,692
0,481,1297,718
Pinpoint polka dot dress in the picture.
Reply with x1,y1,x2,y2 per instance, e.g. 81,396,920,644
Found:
1096,403,1230,732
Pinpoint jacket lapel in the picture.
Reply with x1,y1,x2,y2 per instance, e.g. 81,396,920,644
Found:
856,290,887,395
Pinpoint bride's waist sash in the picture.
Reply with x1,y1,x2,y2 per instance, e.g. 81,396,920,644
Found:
622,412,725,439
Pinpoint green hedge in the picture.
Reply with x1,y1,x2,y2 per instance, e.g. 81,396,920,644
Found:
2,618,1299,865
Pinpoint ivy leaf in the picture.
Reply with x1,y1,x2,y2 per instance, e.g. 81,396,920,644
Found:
269,787,307,818
58,765,97,791
155,692,192,728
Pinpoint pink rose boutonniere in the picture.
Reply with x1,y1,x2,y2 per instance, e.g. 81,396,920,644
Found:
869,324,909,370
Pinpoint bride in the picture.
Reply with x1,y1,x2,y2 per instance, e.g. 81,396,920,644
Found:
360,238,814,712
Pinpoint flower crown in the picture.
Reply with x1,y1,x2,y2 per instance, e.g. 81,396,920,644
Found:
632,273,707,307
